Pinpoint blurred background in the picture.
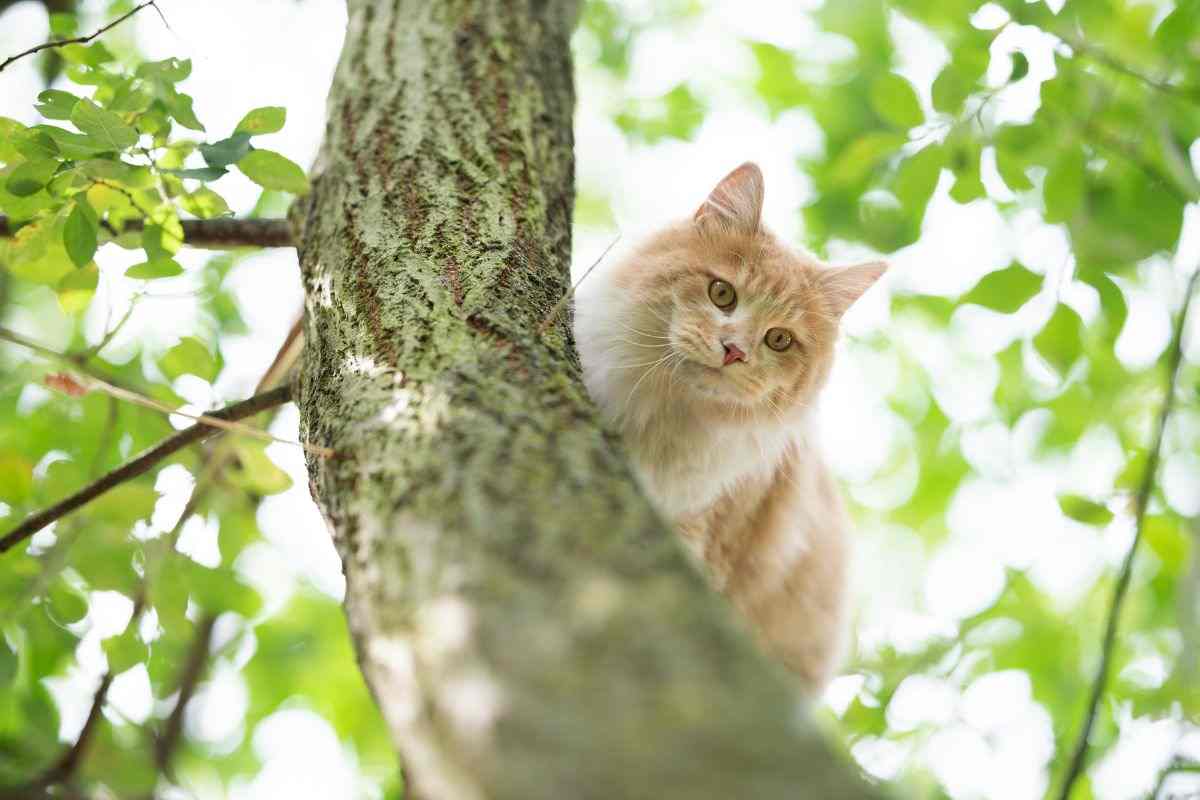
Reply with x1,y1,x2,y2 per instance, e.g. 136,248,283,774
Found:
0,0,1198,798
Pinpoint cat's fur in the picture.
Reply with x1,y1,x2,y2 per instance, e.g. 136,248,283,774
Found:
574,163,885,692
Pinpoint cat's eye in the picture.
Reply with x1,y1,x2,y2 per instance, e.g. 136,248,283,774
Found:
765,328,793,351
708,279,737,309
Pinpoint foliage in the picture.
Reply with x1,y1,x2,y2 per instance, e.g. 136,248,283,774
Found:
580,0,1199,797
0,3,386,799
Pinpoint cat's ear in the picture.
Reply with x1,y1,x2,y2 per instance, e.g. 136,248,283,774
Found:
819,261,888,318
695,162,765,235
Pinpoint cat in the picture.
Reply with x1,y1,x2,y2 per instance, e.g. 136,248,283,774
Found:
573,162,886,692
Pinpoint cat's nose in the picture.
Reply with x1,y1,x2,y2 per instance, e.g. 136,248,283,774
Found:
722,342,746,366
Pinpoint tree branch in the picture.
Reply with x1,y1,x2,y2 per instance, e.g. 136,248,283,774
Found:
1061,35,1200,105
1150,758,1200,800
0,1,157,73
1054,267,1200,800
0,325,134,392
0,385,292,555
154,613,216,776
0,216,294,249
36,671,115,787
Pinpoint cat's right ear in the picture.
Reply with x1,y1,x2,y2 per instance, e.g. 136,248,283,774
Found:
694,162,765,236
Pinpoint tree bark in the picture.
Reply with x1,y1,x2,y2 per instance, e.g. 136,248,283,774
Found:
296,2,878,798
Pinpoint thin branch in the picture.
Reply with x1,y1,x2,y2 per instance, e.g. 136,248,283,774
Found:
58,372,333,456
0,385,292,555
0,216,295,249
2,327,328,454
0,325,132,391
36,671,115,786
0,1,158,73
538,232,621,334
154,613,216,776
1061,35,1200,105
1151,759,1200,800
1054,268,1200,800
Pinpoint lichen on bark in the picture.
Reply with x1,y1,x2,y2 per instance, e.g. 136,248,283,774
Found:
295,1,879,797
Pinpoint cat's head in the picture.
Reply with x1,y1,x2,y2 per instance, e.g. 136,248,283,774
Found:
577,162,886,423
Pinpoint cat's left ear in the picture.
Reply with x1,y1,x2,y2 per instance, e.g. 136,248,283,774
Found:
819,261,888,318
695,162,765,236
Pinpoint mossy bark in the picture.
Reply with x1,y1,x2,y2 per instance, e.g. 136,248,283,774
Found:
296,2,878,798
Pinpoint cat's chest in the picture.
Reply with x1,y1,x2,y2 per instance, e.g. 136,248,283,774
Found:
627,420,793,520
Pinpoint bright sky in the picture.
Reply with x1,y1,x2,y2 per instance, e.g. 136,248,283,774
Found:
1,0,1198,798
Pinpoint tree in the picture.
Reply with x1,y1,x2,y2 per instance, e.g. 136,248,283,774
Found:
292,1,875,796
1,0,1198,798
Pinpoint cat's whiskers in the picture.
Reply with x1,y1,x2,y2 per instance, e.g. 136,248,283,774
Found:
620,349,678,417
614,318,670,340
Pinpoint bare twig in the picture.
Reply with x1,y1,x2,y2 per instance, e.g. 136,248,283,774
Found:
1054,268,1200,800
36,671,115,786
0,1,158,73
0,325,133,391
0,216,294,249
538,232,620,334
0,385,292,554
1,327,329,455
155,613,217,776
1060,35,1200,105
55,371,333,456
1150,758,1200,800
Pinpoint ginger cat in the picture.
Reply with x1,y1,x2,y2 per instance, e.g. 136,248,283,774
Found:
574,163,886,692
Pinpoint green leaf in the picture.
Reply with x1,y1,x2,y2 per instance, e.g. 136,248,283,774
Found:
136,57,192,83
1143,515,1190,576
69,99,138,151
869,72,923,129
63,198,99,268
142,223,181,260
1034,304,1084,376
962,263,1042,313
229,439,292,495
102,628,147,675
0,117,29,162
995,145,1033,191
162,89,205,132
828,132,905,187
60,41,114,67
235,106,287,135
126,258,183,280
160,336,218,381
932,66,971,114
5,159,57,197
1044,149,1085,223
1058,495,1114,526
34,90,80,121
1008,52,1030,82
57,262,99,315
181,187,229,219
163,166,228,182
749,42,808,117
200,133,253,169
893,144,944,212
31,126,112,159
185,561,261,618
77,158,154,188
613,83,706,144
12,130,59,161
48,580,89,624
237,149,310,195
0,637,16,686
0,453,34,504
48,12,78,37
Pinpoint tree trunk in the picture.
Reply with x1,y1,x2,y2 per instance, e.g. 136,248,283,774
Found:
295,2,877,798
